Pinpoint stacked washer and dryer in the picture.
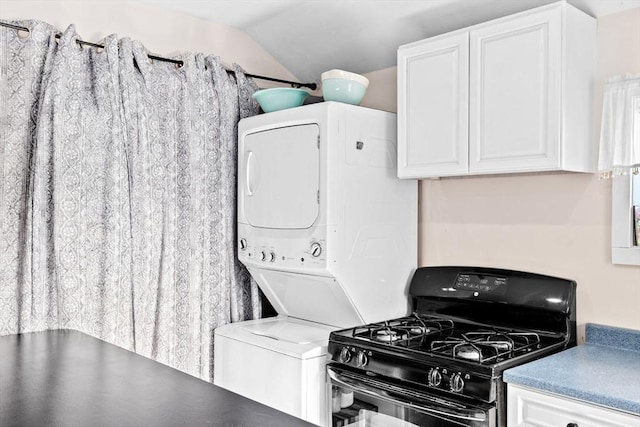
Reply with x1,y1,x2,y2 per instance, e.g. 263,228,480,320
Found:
213,102,417,426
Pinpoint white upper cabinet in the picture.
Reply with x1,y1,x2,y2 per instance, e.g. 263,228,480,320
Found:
397,2,596,179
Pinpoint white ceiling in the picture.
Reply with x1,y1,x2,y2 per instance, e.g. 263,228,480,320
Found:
137,0,640,84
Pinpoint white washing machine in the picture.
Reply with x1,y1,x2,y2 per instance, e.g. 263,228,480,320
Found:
214,316,334,425
214,102,417,426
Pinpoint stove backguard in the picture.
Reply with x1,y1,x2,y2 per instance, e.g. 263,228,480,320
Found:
409,266,577,345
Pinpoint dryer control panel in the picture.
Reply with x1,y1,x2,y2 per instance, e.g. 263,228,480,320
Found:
237,232,327,272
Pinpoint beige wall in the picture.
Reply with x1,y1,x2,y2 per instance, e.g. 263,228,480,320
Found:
1,0,298,84
362,8,640,339
3,2,638,336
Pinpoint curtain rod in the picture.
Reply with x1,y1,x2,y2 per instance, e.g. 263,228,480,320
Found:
0,21,318,90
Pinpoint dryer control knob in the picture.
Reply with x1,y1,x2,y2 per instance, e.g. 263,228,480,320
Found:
260,251,266,262
239,238,247,251
310,242,322,257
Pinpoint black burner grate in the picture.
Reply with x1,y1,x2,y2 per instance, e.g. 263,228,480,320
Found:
351,313,454,346
430,330,542,363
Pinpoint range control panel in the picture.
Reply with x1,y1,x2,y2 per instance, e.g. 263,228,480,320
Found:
454,273,507,293
328,343,495,402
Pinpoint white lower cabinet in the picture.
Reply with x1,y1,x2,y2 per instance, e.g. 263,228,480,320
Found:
507,384,640,427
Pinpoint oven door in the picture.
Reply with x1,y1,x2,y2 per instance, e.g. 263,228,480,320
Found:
327,366,495,427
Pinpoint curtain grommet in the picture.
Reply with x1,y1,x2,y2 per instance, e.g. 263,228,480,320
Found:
17,27,30,40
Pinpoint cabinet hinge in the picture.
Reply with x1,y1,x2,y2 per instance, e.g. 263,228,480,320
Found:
317,134,320,149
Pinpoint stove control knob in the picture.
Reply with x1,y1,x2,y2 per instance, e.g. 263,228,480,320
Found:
239,238,247,251
269,252,276,262
427,368,442,387
310,242,322,257
450,373,465,393
339,347,352,363
260,251,267,262
356,351,369,368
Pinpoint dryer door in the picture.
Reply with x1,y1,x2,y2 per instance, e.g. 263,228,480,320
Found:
243,124,320,229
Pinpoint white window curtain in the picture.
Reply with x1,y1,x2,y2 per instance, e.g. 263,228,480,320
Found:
598,74,640,178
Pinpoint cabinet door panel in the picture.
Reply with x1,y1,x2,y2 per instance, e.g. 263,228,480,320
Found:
507,385,640,427
469,9,561,173
398,33,469,178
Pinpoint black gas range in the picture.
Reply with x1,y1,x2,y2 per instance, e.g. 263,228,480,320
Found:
327,266,576,427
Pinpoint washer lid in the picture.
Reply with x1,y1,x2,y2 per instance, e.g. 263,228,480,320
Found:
244,319,330,345
216,316,336,359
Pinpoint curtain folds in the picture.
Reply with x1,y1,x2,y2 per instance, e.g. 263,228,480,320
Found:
0,20,261,381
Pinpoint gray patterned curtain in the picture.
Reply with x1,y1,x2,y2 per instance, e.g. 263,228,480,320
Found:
0,20,261,381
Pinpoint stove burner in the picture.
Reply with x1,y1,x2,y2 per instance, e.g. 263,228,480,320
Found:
375,329,407,342
490,341,513,351
464,331,541,352
465,333,513,351
455,344,481,361
410,326,428,335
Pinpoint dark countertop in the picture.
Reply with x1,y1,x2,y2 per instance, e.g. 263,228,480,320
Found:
0,329,316,427
504,323,640,415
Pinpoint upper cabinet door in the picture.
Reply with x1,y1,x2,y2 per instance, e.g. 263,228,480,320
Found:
469,8,561,174
398,33,469,178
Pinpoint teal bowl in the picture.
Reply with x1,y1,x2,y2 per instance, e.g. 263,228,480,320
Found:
252,88,309,113
321,69,369,105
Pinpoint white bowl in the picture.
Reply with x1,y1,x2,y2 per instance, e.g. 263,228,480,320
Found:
321,69,369,105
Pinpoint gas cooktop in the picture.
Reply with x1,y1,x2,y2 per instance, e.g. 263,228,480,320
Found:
331,313,564,367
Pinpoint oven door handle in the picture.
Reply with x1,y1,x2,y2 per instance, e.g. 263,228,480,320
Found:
327,368,487,422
